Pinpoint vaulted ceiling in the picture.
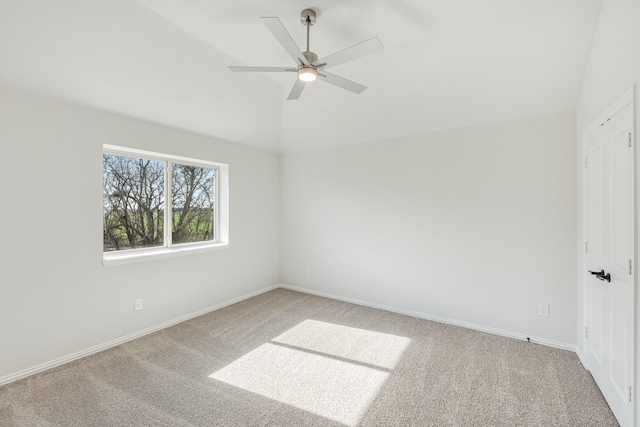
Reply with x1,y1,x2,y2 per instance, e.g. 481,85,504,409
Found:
0,0,602,152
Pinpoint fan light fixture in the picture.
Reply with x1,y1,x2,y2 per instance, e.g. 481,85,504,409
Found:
298,66,318,82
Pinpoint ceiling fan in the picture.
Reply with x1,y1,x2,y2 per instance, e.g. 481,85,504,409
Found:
228,8,384,100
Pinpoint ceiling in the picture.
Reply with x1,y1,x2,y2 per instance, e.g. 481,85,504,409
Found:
0,0,602,153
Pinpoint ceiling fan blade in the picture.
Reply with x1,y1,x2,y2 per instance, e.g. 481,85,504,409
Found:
228,66,294,73
287,79,306,100
315,37,384,69
319,72,367,94
260,17,309,65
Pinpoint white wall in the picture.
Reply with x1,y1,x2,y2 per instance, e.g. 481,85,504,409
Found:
281,111,577,345
575,0,640,361
0,86,280,381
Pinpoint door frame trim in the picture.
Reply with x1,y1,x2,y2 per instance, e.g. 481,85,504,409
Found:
580,85,635,424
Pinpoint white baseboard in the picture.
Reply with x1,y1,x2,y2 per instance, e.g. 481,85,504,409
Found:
1,282,578,387
279,284,577,352
0,284,280,387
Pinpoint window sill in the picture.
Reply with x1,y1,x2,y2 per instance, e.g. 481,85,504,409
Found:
102,242,229,267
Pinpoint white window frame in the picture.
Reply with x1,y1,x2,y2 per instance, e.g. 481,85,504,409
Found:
102,144,229,267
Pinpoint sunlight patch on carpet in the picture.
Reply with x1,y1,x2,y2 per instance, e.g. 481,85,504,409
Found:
273,319,411,369
209,321,411,426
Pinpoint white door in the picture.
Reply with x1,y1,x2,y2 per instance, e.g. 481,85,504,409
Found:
585,101,634,427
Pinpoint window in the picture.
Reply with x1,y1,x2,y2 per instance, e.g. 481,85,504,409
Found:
102,145,228,266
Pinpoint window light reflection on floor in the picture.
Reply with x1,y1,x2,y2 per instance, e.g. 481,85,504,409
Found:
273,319,412,370
209,320,411,426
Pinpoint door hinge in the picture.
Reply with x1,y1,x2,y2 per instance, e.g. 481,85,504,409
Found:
585,326,588,339
629,259,633,275
585,241,589,253
630,386,633,403
630,132,633,148
584,156,588,168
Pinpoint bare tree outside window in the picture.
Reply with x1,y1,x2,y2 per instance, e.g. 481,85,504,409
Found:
103,153,216,252
103,154,165,252
172,164,216,244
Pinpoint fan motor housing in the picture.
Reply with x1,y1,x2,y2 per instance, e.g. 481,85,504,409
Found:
303,51,318,63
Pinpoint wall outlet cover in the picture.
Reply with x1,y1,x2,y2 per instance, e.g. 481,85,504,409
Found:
538,304,549,317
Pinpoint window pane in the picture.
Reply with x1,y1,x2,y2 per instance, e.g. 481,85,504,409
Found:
103,154,165,252
172,164,215,245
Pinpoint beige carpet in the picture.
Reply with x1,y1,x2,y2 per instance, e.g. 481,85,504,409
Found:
0,289,618,426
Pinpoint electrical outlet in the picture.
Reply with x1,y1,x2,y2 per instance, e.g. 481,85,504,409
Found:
305,267,311,277
134,299,143,311
538,304,549,317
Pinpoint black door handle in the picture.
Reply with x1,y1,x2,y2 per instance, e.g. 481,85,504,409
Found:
588,269,611,282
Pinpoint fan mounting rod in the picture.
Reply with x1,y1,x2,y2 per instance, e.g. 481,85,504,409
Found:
300,9,317,62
